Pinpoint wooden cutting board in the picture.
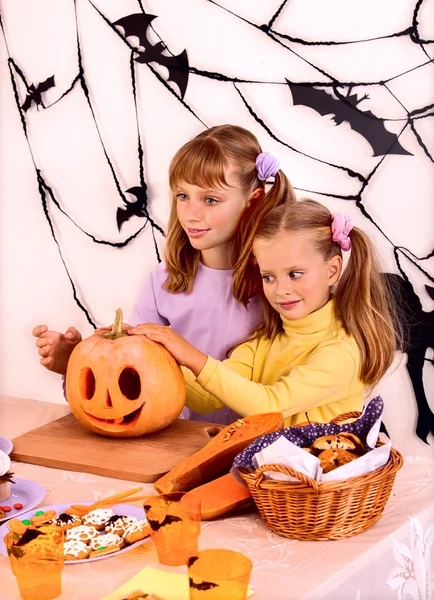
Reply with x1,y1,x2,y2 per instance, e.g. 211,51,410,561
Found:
10,414,224,483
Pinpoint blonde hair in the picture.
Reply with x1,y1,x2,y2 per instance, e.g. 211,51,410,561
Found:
164,125,296,304
251,199,401,387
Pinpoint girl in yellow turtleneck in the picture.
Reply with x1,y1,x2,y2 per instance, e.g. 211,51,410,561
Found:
129,199,400,426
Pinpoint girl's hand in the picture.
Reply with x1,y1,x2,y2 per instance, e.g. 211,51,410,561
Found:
128,323,207,376
32,325,82,375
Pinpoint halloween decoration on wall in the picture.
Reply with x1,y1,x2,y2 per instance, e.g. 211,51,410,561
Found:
113,13,190,100
21,75,55,112
286,82,412,157
65,309,186,438
0,0,432,444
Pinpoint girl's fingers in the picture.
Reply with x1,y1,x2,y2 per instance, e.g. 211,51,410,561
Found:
40,356,52,366
32,325,47,337
35,337,53,349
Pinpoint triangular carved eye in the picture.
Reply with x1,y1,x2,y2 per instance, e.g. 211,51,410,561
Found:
119,367,141,400
79,367,95,400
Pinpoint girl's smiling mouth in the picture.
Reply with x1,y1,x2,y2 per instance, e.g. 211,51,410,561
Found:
187,228,211,238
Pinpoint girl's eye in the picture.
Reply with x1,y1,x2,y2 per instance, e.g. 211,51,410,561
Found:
262,274,275,283
204,197,218,205
176,193,188,201
289,271,303,279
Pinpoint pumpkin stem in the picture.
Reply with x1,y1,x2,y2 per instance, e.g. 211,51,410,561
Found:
103,308,128,340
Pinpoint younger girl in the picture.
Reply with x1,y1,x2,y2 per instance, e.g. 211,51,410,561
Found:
129,199,399,426
32,125,296,424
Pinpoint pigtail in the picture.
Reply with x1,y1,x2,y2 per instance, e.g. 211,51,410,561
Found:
334,227,401,386
232,171,296,305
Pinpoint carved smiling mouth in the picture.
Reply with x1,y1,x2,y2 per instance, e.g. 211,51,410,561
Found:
81,404,145,431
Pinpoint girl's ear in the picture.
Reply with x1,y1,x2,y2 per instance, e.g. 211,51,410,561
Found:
328,255,342,287
248,187,265,206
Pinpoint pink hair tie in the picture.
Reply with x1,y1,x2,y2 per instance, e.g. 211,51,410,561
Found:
331,213,354,251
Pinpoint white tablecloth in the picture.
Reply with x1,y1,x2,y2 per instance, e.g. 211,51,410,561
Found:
0,395,433,600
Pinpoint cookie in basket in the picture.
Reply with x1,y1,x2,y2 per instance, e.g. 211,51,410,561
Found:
64,539,91,561
82,508,114,530
66,524,99,543
123,519,150,544
311,434,361,453
318,449,358,473
50,512,82,531
104,514,138,536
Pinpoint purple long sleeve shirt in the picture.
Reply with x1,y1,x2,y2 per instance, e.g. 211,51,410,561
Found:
129,261,262,425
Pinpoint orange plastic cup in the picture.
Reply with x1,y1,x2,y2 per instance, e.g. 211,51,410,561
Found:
144,492,201,566
5,525,64,600
188,549,252,600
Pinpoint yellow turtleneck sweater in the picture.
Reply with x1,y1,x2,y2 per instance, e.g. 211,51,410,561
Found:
182,300,365,427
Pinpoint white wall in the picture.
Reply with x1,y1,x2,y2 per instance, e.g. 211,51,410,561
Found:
1,0,433,456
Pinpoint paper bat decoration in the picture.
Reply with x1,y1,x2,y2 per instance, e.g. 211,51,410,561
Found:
147,514,182,532
21,75,55,112
382,273,434,443
189,578,219,591
286,80,412,157
117,186,149,231
114,13,189,99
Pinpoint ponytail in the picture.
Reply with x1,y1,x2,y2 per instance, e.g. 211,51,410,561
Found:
334,227,401,386
232,170,296,305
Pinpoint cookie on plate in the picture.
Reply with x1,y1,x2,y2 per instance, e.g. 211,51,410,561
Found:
64,539,91,561
123,520,150,545
105,515,138,536
89,532,124,555
50,512,82,531
82,508,114,531
66,524,99,543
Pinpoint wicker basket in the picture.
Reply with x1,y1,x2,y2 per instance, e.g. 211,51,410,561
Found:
238,412,404,541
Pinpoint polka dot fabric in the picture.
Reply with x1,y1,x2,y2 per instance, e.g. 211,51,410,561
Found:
232,396,384,471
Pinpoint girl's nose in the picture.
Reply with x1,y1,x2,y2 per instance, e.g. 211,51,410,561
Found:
276,279,293,296
187,198,204,220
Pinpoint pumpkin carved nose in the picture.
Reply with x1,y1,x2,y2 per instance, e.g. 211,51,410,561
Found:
118,367,141,400
105,390,113,408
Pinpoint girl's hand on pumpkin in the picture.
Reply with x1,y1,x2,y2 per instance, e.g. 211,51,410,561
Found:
128,324,208,376
32,325,82,375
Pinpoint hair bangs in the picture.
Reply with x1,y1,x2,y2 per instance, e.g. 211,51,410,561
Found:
169,138,231,191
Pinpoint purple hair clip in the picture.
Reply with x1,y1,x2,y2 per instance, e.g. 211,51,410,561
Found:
256,152,280,181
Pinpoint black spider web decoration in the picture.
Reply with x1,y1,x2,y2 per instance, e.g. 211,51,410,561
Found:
1,0,433,441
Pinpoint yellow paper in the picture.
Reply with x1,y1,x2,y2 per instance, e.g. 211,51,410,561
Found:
100,567,254,600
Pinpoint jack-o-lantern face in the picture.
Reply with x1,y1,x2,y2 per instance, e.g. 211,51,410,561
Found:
65,313,186,438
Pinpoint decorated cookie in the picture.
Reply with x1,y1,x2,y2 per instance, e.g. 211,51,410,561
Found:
8,518,30,535
105,515,138,536
64,539,91,561
50,512,82,531
123,520,150,545
82,508,114,531
31,509,57,526
89,532,124,552
66,524,99,543
0,507,6,520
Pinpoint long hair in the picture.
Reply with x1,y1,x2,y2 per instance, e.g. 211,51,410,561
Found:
164,125,296,304
250,199,401,387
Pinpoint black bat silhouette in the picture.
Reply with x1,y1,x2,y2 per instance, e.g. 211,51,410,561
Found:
114,13,189,99
21,75,55,112
189,578,219,591
382,273,434,443
117,186,149,231
147,514,182,532
286,80,412,157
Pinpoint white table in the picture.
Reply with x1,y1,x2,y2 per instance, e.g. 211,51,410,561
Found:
0,395,433,599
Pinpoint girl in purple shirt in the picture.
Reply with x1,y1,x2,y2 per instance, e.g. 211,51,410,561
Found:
32,125,296,424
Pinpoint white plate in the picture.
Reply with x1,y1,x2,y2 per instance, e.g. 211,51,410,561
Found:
0,478,45,522
0,437,13,455
0,501,150,564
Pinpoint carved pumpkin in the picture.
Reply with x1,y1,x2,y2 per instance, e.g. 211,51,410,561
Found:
65,309,186,438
